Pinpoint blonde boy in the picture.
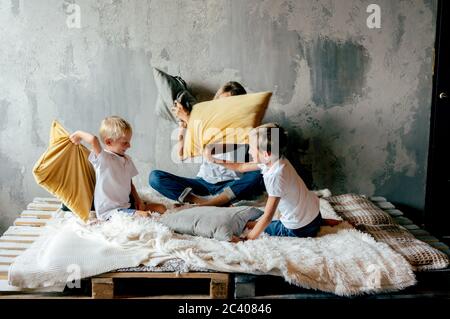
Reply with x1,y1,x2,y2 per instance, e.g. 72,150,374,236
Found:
70,116,166,220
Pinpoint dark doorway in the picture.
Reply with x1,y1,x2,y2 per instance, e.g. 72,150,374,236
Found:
425,0,450,242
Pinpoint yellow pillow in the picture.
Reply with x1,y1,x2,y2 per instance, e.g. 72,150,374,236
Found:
182,92,272,159
33,120,96,222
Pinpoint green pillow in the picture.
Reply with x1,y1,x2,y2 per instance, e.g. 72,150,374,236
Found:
152,67,196,122
160,206,263,241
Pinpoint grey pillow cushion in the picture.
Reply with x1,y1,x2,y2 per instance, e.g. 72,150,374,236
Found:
152,67,197,122
159,206,263,241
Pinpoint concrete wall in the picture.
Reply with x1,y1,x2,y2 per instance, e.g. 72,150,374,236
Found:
0,0,437,232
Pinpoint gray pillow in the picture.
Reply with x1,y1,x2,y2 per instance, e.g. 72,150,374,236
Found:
159,206,263,241
152,67,197,122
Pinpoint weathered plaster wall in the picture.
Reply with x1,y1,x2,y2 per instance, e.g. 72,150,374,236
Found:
0,0,437,232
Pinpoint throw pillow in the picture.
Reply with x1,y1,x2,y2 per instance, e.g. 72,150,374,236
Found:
182,91,272,159
32,120,95,222
159,206,263,241
152,67,196,122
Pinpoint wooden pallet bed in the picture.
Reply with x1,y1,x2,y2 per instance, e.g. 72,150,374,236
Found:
1,196,449,299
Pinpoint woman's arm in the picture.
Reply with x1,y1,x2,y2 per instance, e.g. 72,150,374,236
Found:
177,121,187,159
171,101,190,160
69,130,102,155
246,196,280,240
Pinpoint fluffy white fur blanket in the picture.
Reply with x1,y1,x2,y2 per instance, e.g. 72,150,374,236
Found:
9,208,416,296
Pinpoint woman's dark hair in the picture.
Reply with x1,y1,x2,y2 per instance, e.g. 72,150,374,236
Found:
175,90,194,113
214,81,247,99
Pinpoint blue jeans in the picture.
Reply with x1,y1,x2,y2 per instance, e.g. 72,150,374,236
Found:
149,169,265,203
117,208,136,216
264,213,322,238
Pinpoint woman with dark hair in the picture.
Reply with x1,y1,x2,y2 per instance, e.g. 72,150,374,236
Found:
149,82,265,207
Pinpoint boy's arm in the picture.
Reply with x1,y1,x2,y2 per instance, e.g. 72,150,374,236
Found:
204,143,240,156
130,182,145,211
203,147,259,172
69,130,102,156
213,159,259,173
246,196,280,240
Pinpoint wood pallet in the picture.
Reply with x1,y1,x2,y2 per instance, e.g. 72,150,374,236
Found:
0,197,61,293
90,272,231,299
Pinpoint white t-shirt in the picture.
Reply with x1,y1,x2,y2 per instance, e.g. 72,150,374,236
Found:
258,157,319,229
89,149,139,220
197,150,242,184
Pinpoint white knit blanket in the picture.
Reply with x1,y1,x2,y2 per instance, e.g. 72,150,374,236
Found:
9,211,416,296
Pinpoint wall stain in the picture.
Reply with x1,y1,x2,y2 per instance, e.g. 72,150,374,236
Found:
0,100,10,131
25,81,46,147
10,0,20,16
392,15,406,53
306,37,370,108
60,43,75,75
160,48,170,61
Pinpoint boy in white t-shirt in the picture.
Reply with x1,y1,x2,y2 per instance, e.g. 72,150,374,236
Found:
208,123,340,240
70,116,166,221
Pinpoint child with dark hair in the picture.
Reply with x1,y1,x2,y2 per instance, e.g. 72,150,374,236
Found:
208,123,340,240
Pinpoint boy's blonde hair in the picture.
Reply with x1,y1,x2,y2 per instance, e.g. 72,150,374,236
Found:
99,116,132,142
249,123,287,157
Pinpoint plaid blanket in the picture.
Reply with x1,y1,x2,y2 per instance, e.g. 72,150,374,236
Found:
327,194,449,271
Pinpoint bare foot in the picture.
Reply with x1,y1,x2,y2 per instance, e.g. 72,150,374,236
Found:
145,203,167,215
184,193,208,205
135,210,150,218
322,218,342,227
230,235,244,243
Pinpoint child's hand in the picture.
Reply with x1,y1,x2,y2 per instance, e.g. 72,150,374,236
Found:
135,210,150,218
69,131,82,145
